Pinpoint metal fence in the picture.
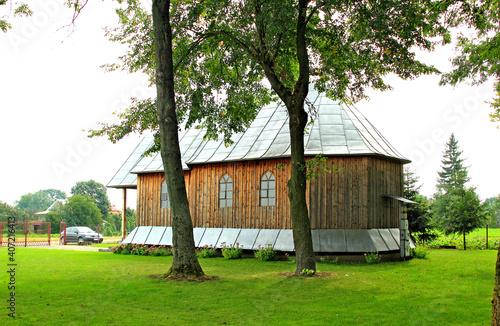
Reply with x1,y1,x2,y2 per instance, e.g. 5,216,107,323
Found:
0,221,51,247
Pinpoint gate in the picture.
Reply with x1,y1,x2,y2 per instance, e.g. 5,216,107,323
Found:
60,221,67,245
0,221,52,247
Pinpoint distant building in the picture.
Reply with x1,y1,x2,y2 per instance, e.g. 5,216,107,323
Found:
110,205,122,215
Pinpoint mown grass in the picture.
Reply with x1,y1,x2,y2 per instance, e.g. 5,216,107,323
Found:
1,248,496,325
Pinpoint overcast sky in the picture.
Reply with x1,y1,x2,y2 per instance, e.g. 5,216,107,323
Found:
1,1,499,211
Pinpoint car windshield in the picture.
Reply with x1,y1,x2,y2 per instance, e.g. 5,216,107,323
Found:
77,227,95,233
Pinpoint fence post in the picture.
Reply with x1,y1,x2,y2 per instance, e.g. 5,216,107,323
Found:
48,222,51,246
25,220,28,247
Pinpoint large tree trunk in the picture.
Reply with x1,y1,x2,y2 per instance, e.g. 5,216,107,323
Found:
152,0,204,278
493,244,500,325
260,0,315,274
288,97,316,274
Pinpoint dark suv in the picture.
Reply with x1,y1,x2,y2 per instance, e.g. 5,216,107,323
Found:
61,227,103,244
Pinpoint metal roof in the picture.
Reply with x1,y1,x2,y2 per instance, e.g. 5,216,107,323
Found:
108,90,409,188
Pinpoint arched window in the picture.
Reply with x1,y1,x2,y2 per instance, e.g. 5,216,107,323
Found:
219,174,233,207
161,180,170,208
260,172,276,206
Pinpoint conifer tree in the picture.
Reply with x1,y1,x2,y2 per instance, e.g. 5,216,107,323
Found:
432,134,487,249
437,133,469,191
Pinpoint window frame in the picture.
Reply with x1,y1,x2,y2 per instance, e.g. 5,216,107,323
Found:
219,174,233,208
260,172,276,207
160,180,170,208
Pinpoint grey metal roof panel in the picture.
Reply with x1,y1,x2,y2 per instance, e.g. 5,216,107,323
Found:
107,137,154,188
110,89,410,182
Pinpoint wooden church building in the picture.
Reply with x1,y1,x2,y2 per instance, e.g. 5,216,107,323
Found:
108,89,411,255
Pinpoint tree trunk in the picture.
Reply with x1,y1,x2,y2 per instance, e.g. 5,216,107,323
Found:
152,0,204,278
493,244,500,325
288,98,316,274
463,231,466,250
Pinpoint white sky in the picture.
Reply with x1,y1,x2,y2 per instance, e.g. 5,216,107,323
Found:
1,1,499,211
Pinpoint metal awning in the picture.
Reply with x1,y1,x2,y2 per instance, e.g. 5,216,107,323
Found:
382,194,417,204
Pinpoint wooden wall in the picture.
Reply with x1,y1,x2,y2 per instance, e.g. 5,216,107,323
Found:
136,156,404,229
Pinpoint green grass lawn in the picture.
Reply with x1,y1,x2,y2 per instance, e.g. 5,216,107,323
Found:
1,248,496,325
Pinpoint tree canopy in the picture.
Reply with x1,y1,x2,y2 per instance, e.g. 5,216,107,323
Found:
47,194,102,229
439,0,499,123
15,189,67,214
71,180,111,217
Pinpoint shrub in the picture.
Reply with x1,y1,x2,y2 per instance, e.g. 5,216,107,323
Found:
300,269,316,277
135,244,149,256
149,245,173,256
254,244,277,261
197,245,218,258
221,242,243,259
364,252,381,264
412,245,430,259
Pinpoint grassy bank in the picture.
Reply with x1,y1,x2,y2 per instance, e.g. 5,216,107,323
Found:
0,248,495,325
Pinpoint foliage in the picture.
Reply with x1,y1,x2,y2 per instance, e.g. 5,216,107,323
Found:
45,201,66,233
484,195,500,228
404,168,436,242
428,235,499,251
300,269,316,277
196,245,218,258
71,180,111,217
105,209,136,235
0,1,32,32
110,243,173,256
254,244,277,261
221,242,243,259
364,252,381,264
439,1,499,122
412,245,430,259
48,194,102,228
0,201,32,222
432,186,488,250
436,134,469,191
432,134,487,250
15,189,66,214
277,154,338,181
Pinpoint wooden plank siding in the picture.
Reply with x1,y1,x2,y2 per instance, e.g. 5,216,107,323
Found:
136,156,404,230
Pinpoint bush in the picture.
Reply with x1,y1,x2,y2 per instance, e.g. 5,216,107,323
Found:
364,252,381,264
110,244,173,256
149,245,173,256
197,245,218,258
412,245,430,259
254,244,277,261
221,242,243,259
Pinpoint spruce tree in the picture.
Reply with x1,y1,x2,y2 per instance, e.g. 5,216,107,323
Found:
432,134,487,249
437,133,469,191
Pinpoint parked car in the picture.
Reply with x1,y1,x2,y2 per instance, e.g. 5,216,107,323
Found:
61,227,103,244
